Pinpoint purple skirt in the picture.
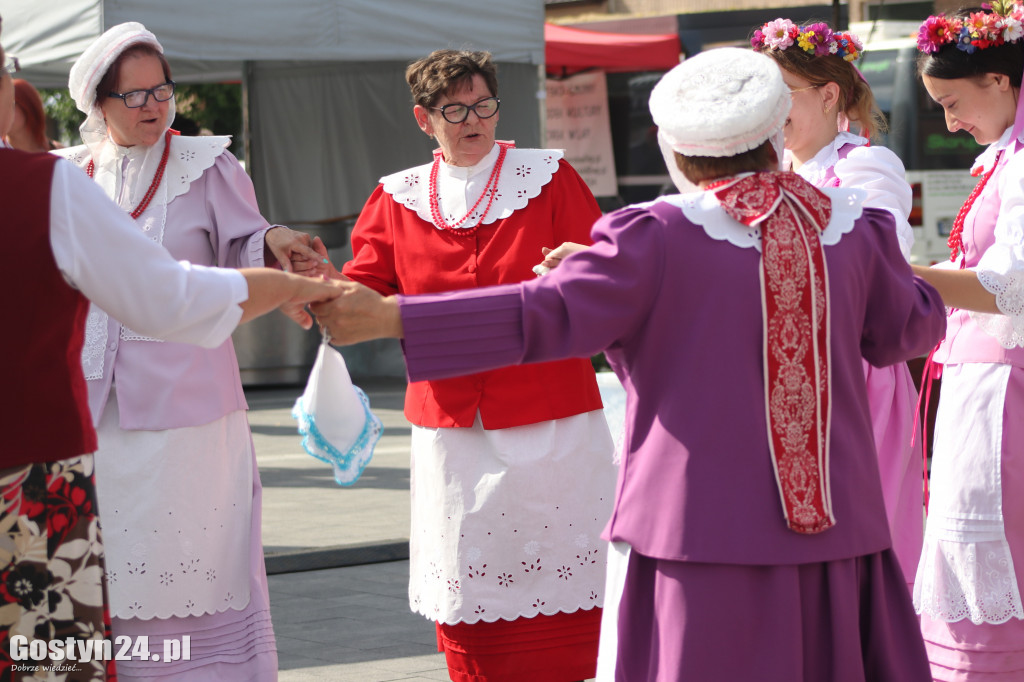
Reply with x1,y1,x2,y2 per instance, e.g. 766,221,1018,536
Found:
610,548,930,682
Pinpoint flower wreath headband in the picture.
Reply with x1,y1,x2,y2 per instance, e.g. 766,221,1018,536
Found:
917,1,1024,54
752,18,863,62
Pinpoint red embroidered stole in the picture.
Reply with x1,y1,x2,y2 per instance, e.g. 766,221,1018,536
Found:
715,172,835,534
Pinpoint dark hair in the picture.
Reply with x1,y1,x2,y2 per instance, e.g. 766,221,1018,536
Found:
918,8,1024,87
675,139,778,184
12,79,47,150
406,49,498,108
95,43,172,102
755,28,887,139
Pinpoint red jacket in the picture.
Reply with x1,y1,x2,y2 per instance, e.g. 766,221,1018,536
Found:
1,150,96,466
344,156,603,428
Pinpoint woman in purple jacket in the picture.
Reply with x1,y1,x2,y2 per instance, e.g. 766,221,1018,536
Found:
312,47,947,682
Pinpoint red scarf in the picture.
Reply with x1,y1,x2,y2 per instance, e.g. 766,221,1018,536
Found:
715,172,835,534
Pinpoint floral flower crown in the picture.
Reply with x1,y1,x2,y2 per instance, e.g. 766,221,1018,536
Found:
751,19,863,62
917,1,1024,54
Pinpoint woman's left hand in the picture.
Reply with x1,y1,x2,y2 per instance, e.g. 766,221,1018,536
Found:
264,226,332,276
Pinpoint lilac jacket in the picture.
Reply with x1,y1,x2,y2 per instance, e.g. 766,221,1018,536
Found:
398,191,946,565
75,149,271,430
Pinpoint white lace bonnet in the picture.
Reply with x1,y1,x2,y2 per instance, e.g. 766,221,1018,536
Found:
650,47,790,159
68,22,175,153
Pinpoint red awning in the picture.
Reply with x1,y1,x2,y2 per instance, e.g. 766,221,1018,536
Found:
544,22,681,74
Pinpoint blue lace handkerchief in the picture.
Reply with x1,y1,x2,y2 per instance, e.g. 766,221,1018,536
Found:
292,333,383,486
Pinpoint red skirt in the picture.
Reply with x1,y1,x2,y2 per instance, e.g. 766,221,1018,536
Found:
436,608,601,682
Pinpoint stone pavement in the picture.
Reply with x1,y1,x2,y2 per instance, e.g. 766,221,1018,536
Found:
252,375,624,680
248,381,448,680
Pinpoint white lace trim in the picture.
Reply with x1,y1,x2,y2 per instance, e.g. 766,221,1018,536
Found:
81,308,108,381
380,146,564,229
914,532,1024,624
656,185,864,252
974,267,1024,349
61,137,230,371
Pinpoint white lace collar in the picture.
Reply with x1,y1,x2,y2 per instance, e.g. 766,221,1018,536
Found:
795,131,867,185
380,144,564,229
57,134,231,211
647,185,865,252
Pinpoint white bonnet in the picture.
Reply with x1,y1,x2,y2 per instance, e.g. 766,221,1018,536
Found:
69,22,163,114
650,47,790,158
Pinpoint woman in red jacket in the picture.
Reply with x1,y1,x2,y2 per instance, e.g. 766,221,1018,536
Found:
338,48,617,682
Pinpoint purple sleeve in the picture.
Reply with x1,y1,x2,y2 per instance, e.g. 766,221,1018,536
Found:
203,151,274,268
399,205,666,381
858,208,946,366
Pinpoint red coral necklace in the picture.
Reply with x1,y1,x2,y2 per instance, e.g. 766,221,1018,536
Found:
87,129,173,220
428,141,513,237
948,150,1003,263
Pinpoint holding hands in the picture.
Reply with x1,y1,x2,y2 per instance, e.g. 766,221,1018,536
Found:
264,226,332,276
310,281,403,345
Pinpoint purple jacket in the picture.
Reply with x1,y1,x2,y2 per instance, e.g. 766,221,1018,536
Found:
398,191,946,566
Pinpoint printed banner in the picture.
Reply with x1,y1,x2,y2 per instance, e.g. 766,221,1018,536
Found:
545,71,618,197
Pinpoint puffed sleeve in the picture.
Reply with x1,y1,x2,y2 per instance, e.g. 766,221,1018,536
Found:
399,205,664,380
972,150,1024,348
858,208,947,367
549,159,603,244
203,151,276,268
835,144,914,260
342,185,400,296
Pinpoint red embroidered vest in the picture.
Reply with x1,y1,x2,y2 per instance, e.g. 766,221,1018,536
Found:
0,150,96,466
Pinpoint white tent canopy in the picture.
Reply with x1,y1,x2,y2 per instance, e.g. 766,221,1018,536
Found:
2,1,546,381
1,0,544,85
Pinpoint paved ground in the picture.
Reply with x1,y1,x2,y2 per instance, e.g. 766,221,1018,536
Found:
249,382,449,680
252,374,623,680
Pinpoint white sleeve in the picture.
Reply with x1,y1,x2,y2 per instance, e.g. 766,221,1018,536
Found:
971,151,1024,348
835,145,914,260
48,159,249,348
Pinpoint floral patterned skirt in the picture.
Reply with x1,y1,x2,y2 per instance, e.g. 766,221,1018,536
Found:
0,455,115,681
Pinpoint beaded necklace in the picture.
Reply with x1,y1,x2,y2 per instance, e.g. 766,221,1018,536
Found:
87,129,173,220
428,141,513,237
948,150,1003,264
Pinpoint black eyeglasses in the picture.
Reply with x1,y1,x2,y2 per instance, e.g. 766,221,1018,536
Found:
1,57,19,76
108,81,176,108
431,96,500,124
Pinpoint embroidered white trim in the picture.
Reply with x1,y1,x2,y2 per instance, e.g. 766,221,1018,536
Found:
81,309,108,381
974,267,1024,349
915,529,1024,624
60,136,231,371
654,185,865,252
380,147,564,228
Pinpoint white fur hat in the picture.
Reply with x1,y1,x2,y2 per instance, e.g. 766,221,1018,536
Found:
650,47,790,158
69,22,163,115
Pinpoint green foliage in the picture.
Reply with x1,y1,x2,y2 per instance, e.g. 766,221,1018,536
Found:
40,82,244,158
175,83,244,157
39,89,85,147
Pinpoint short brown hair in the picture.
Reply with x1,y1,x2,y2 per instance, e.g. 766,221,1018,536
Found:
95,44,172,102
756,41,887,140
406,49,498,108
675,140,778,184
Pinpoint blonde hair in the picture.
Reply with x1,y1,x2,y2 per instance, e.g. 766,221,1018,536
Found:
758,42,887,140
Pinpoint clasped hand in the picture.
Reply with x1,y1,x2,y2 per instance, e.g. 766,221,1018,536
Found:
308,281,403,345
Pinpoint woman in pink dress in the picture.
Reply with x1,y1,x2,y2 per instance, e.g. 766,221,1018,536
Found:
753,19,925,588
911,4,1024,679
